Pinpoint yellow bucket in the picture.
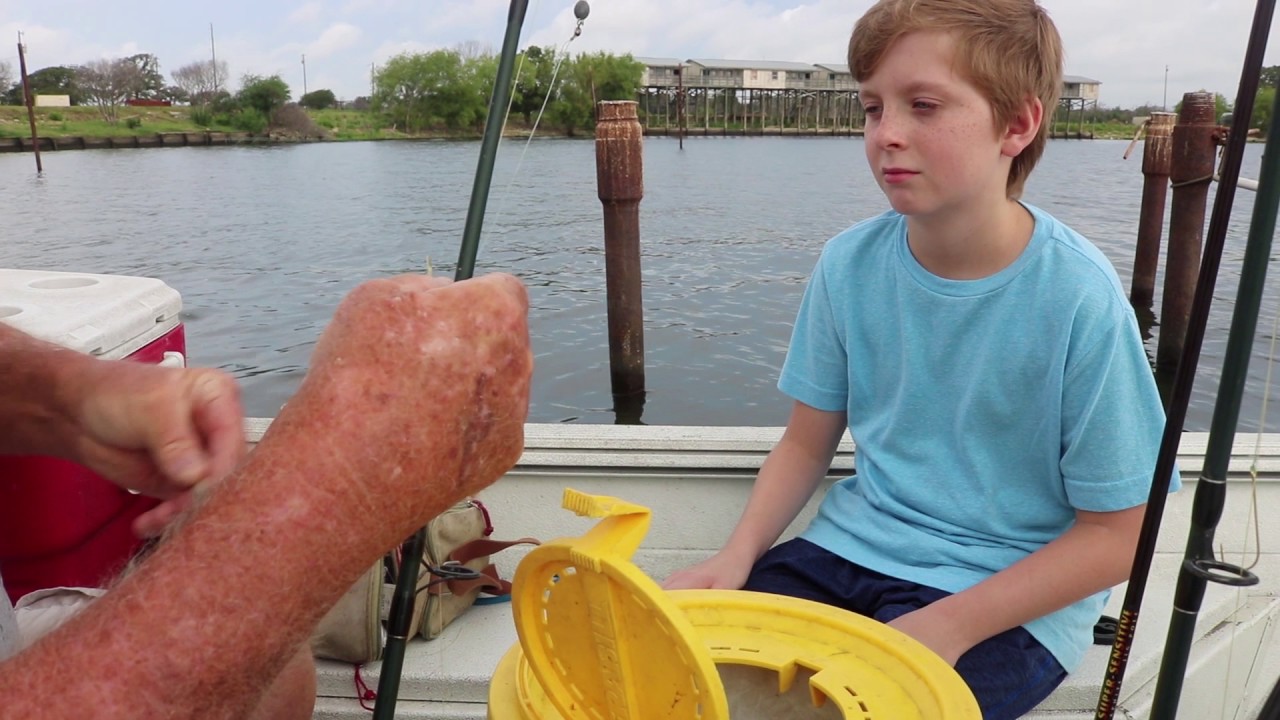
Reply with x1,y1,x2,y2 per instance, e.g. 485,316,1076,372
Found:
488,490,980,719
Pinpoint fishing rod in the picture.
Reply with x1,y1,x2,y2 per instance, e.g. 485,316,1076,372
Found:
373,1,531,716
1192,94,1280,717
1147,30,1280,720
1093,0,1278,716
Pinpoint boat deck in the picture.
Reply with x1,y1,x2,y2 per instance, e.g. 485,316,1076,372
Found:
238,423,1280,720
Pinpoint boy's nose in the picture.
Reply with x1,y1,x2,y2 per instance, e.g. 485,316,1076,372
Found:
873,109,907,149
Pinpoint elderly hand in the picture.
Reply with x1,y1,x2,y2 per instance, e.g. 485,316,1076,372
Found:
66,361,247,536
257,273,533,545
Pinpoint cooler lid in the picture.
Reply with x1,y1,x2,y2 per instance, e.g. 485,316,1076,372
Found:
0,269,182,360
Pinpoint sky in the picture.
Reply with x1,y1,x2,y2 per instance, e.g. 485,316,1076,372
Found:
0,0,1277,110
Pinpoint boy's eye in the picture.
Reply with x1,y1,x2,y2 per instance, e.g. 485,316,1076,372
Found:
912,101,938,111
862,104,882,115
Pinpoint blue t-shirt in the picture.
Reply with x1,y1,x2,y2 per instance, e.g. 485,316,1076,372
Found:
780,204,1174,672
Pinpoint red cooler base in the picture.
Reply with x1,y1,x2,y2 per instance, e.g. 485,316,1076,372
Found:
0,324,183,606
0,457,160,605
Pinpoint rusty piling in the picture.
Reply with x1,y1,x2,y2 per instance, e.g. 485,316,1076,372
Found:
1130,112,1176,307
17,38,42,174
595,100,646,404
1156,93,1218,372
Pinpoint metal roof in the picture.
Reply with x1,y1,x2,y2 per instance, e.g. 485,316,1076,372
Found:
631,57,1099,86
686,59,821,72
633,57,685,68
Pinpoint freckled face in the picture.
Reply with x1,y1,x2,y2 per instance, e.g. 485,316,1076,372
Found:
859,31,1011,220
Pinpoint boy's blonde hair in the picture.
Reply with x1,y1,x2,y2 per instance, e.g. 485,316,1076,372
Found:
848,0,1063,199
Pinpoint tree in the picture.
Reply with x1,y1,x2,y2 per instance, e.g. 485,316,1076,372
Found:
237,74,291,116
1261,65,1280,89
125,53,165,99
76,58,143,122
1253,86,1275,135
550,52,644,135
172,59,229,105
300,88,336,110
4,66,82,105
0,62,12,105
454,41,493,61
373,50,490,132
512,46,560,125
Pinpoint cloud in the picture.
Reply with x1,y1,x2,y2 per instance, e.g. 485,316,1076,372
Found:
289,2,324,24
310,22,363,58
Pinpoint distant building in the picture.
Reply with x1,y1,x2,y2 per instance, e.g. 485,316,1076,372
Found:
813,64,858,91
634,57,685,88
634,58,1099,102
1062,75,1101,101
685,59,820,90
34,95,71,107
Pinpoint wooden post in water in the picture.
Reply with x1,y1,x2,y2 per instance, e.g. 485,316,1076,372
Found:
17,37,42,174
1156,92,1218,372
1130,112,1176,307
595,100,646,404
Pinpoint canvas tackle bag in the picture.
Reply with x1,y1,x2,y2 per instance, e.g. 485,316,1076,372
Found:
310,498,536,663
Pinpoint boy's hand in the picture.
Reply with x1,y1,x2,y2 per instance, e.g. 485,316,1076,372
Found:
662,550,754,590
887,606,977,667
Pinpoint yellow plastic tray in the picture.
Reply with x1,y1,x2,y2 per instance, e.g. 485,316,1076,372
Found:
488,490,980,719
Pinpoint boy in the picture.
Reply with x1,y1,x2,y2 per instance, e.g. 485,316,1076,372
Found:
663,1,1172,717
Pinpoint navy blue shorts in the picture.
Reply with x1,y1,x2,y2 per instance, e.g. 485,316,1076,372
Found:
743,538,1067,720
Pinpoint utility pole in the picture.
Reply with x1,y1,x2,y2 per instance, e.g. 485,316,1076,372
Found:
1163,64,1169,111
210,23,219,94
17,32,42,174
301,53,307,97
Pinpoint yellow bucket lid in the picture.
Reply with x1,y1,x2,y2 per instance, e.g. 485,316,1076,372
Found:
499,489,980,719
510,489,729,719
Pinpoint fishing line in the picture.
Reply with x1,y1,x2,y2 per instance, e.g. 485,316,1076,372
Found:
1221,273,1280,719
490,1,591,238
500,0,544,129
1095,0,1278,713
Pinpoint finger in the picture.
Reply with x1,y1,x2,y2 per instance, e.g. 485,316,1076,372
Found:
471,272,529,308
131,493,192,539
188,371,246,482
76,443,173,498
144,376,216,488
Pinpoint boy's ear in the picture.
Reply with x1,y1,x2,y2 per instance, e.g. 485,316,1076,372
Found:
1001,96,1044,158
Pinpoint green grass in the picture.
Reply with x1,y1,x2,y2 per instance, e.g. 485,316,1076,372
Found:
1050,120,1143,139
0,106,209,137
306,108,410,141
0,105,1144,143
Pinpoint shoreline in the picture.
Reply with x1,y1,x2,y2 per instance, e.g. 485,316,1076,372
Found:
0,128,1141,154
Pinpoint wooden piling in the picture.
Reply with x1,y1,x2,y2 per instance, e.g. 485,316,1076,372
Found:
1131,112,1176,307
1157,93,1218,372
17,39,42,174
595,100,647,403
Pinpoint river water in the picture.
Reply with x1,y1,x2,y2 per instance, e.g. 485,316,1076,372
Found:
0,137,1276,431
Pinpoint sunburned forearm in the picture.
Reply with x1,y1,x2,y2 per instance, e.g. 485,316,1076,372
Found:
0,274,532,719
926,505,1145,654
0,412,458,719
0,323,88,457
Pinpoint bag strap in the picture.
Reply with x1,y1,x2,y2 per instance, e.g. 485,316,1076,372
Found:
429,563,512,597
447,537,540,565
